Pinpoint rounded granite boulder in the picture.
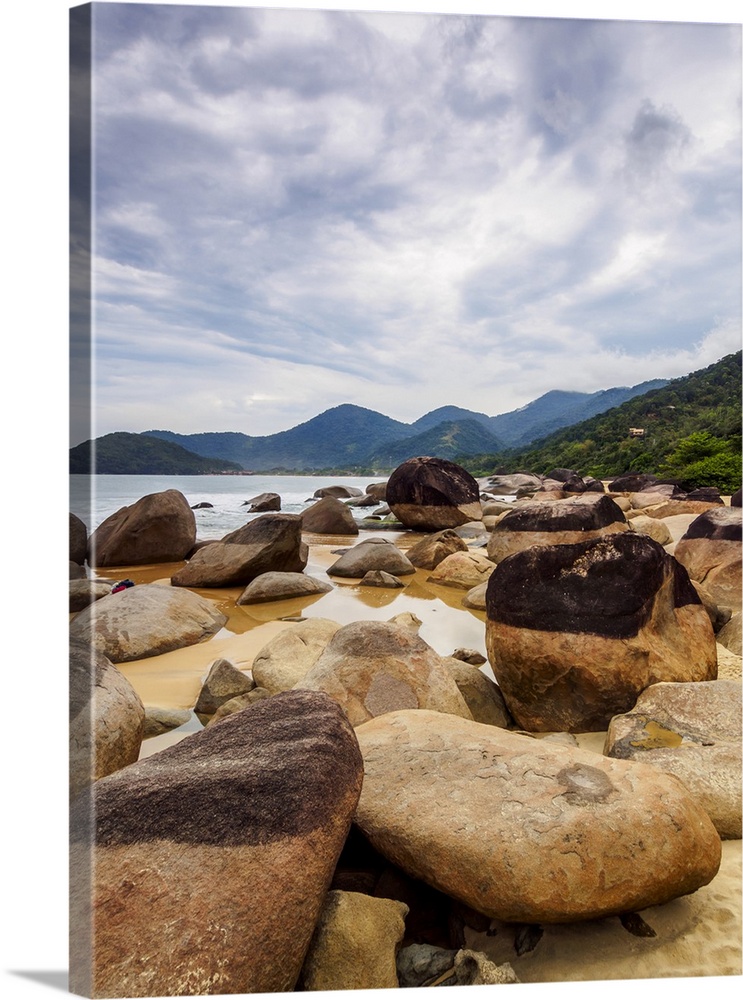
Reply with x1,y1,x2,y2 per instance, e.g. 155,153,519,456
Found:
87,489,197,567
386,457,482,531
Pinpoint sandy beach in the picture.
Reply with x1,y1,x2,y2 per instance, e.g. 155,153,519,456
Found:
80,520,742,989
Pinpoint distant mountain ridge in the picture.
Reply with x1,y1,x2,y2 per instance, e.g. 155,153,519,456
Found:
138,378,667,472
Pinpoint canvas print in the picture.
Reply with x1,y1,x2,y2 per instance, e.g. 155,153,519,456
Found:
69,2,742,997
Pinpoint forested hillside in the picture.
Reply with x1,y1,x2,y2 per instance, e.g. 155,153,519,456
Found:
462,352,742,493
69,432,244,475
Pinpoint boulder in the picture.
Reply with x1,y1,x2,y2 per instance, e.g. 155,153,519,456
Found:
143,707,192,738
427,550,496,590
245,491,281,512
313,485,364,499
628,514,673,546
462,581,488,610
300,890,408,991
251,618,341,694
88,490,196,567
731,488,742,507
442,658,512,728
191,501,214,509
70,560,87,580
360,570,405,588
638,499,722,519
608,472,659,492
487,493,628,564
327,539,415,578
345,494,383,508
72,690,363,998
673,506,742,608
451,648,487,665
387,456,482,531
69,580,112,613
69,583,227,663
485,532,717,731
406,529,469,569
605,680,742,839
366,482,388,500
301,496,359,535
208,688,273,723
353,710,721,924
193,658,255,716
396,944,458,988
686,487,724,504
236,571,332,604
70,512,88,565
172,513,308,587
295,620,473,727
717,613,742,655
69,639,145,801
486,473,543,495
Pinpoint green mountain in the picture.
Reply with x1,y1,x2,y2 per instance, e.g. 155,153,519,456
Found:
69,432,244,475
463,352,742,493
368,419,505,468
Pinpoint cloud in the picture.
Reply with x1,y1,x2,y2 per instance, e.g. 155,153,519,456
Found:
81,4,741,443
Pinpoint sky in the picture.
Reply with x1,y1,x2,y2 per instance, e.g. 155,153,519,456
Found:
72,0,743,446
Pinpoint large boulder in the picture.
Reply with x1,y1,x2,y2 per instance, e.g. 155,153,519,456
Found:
69,583,227,663
673,506,742,609
300,890,408,991
295,620,473,727
487,494,628,564
354,710,721,924
236,571,332,605
70,512,88,565
251,618,342,694
69,639,145,801
70,690,364,998
87,490,196,567
172,513,308,587
301,495,360,535
327,539,415,578
313,485,364,499
386,457,482,531
485,532,717,731
605,680,742,839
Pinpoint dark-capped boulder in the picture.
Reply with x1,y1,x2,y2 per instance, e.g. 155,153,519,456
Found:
605,680,742,839
69,639,145,801
608,472,659,493
245,492,281,512
485,532,717,732
72,691,364,997
193,658,255,717
87,490,196,567
172,513,308,587
486,493,628,564
327,539,415,578
387,457,482,531
295,620,473,727
354,710,721,924
70,512,88,565
406,530,469,569
686,487,724,504
301,496,360,535
69,583,227,663
236,571,332,605
673,506,742,608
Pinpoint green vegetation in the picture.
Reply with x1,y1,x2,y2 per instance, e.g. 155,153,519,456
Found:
459,352,742,493
69,432,244,475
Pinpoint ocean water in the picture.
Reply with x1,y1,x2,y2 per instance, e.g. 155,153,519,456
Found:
69,473,384,540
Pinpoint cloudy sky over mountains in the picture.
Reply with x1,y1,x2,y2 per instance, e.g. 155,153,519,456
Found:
83,0,741,441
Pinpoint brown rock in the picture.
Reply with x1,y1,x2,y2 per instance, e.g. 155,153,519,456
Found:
69,580,112,613
300,890,408,990
406,529,468,569
71,690,364,998
718,613,742,655
236,571,332,604
301,495,360,534
172,513,308,587
427,550,496,590
69,639,145,801
295,620,473,727
360,569,406,588
70,512,88,565
88,489,196,567
251,618,341,694
605,680,742,839
674,507,742,608
354,710,721,924
327,538,415,578
442,658,513,727
69,583,227,663
387,456,482,531
193,658,255,716
244,491,281,512
485,532,717,731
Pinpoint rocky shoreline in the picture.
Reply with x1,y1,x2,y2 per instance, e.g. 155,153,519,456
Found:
69,460,742,996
